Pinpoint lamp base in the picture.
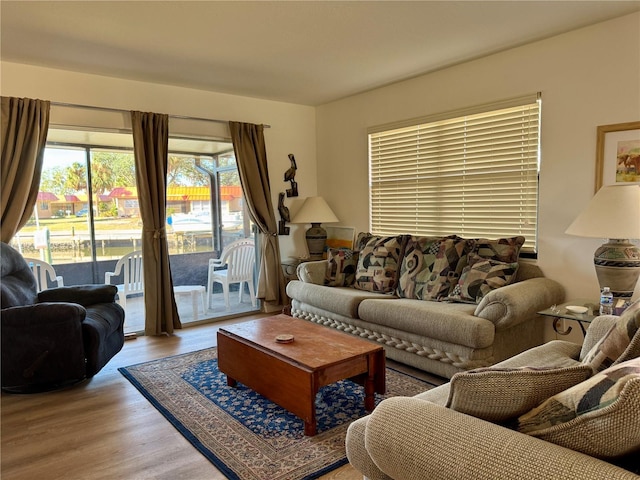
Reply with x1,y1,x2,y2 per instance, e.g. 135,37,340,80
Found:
594,239,640,300
305,223,327,261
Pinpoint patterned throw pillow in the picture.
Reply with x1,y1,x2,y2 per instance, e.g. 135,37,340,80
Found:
324,248,359,287
396,236,469,300
513,357,640,458
354,235,409,293
447,364,593,422
355,232,375,251
582,300,640,372
447,253,519,304
468,236,525,263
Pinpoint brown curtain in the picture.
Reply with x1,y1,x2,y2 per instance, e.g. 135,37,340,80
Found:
1,97,50,243
229,121,286,308
131,111,181,335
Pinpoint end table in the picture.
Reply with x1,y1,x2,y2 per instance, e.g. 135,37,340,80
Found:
538,299,599,336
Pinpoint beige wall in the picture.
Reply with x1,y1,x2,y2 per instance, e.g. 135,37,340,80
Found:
316,12,640,343
0,62,316,260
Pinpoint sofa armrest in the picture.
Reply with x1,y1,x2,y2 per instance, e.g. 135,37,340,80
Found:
1,303,87,327
296,260,327,285
37,284,119,307
363,397,636,480
474,277,565,329
580,315,619,360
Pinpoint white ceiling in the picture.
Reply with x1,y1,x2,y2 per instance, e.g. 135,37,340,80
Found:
2,1,639,106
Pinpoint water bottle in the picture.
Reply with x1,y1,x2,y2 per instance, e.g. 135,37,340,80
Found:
599,287,613,315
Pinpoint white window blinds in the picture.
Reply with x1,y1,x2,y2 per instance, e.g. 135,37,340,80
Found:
368,94,540,254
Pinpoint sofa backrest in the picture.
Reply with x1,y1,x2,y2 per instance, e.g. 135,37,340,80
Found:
1,242,39,308
514,262,544,282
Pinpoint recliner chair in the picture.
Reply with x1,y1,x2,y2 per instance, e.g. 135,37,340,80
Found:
1,242,126,393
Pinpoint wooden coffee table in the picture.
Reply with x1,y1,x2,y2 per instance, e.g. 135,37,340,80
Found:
217,314,386,436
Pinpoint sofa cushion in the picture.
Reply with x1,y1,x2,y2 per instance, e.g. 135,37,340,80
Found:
286,280,390,319
324,248,359,287
447,254,519,304
468,236,525,263
446,364,592,422
354,235,409,294
358,297,493,349
397,236,443,299
514,357,640,458
582,300,640,372
397,236,469,300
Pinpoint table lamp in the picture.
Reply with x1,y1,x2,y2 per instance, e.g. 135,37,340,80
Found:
565,184,640,300
291,196,339,260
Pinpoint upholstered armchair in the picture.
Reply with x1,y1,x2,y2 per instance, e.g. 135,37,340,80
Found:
1,242,125,393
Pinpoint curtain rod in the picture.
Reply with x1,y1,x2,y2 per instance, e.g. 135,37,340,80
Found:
50,101,271,128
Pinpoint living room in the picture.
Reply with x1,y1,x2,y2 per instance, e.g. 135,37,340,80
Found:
2,2,640,479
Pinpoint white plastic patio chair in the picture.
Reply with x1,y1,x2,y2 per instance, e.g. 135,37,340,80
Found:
105,250,144,309
23,257,64,291
207,238,256,311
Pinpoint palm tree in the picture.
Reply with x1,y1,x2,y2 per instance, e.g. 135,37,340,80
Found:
64,162,87,193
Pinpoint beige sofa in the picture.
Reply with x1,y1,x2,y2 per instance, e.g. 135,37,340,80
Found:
287,256,564,378
346,309,640,479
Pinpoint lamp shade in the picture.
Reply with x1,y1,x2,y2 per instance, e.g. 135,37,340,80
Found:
565,185,640,239
291,196,339,224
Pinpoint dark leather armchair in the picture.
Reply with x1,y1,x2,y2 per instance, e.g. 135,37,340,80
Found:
1,242,125,393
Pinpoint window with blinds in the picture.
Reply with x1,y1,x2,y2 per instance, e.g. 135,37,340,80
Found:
368,93,540,255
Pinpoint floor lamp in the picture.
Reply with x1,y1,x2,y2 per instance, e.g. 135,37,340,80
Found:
565,184,640,300
291,196,339,261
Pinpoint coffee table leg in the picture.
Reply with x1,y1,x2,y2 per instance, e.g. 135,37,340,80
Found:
364,377,375,411
365,350,385,411
227,376,237,387
304,419,317,436
303,383,318,436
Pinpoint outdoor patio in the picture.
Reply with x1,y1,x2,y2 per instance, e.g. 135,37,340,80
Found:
122,285,259,334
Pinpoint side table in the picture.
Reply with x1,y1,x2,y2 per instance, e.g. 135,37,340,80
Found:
281,259,301,283
173,285,206,321
281,259,302,314
538,299,599,336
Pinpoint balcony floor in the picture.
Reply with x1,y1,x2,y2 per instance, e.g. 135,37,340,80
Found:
122,287,258,334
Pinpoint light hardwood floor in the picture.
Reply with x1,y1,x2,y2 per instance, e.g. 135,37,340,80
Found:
1,313,443,480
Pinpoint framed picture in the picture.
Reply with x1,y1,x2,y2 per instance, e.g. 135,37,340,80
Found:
595,121,640,191
325,226,356,251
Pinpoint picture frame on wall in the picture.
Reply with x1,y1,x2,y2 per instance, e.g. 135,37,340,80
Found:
325,226,356,251
595,121,640,192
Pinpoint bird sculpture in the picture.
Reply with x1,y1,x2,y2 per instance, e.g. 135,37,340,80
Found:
278,192,290,222
284,154,299,197
278,192,291,235
284,154,297,182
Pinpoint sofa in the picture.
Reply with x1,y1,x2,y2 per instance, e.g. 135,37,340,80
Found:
1,241,126,393
345,302,640,479
287,234,565,378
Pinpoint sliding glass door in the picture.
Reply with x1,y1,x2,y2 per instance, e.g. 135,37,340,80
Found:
11,128,258,334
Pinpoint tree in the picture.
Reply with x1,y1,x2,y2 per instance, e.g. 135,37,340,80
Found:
220,170,240,186
92,151,136,188
91,158,114,194
167,155,209,187
64,162,87,193
40,166,68,195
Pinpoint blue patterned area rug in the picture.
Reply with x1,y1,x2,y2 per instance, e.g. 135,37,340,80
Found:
119,347,436,480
